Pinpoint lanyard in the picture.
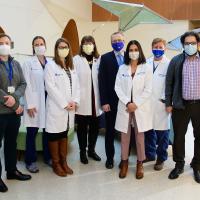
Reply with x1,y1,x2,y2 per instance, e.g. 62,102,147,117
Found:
153,61,160,73
39,57,47,69
3,60,13,85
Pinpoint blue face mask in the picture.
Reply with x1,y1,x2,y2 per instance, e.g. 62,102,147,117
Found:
112,41,124,52
152,49,165,58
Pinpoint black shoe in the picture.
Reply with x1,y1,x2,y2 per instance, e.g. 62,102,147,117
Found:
0,179,8,193
105,160,114,169
168,167,184,179
193,169,200,184
80,152,88,164
7,170,32,181
88,151,101,161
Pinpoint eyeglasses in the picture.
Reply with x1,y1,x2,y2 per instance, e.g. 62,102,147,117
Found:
184,42,197,45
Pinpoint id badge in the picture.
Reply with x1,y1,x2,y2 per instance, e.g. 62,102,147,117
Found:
8,86,15,94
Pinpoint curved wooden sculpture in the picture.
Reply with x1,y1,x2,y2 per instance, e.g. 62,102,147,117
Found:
62,19,79,56
0,26,5,34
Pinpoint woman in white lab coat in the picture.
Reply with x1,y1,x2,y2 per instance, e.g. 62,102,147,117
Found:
115,40,153,179
144,38,170,171
73,35,102,164
44,38,80,177
22,36,51,173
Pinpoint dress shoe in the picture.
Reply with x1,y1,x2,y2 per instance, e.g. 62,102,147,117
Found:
193,169,200,184
88,151,101,161
136,162,144,179
154,160,164,171
80,152,88,164
105,160,114,169
168,167,184,179
0,178,8,193
7,170,32,181
119,160,128,179
143,157,156,163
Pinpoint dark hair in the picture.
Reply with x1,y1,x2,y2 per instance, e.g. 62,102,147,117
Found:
54,38,74,70
124,40,146,65
32,36,46,55
0,33,11,41
79,35,99,59
180,31,200,46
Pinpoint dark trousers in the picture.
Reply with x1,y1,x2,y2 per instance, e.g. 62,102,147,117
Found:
145,129,169,162
105,110,117,161
76,115,99,153
25,127,51,165
0,113,20,176
172,103,200,170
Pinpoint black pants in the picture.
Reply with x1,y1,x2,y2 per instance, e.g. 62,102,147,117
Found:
172,102,200,170
105,110,117,161
76,115,99,153
0,113,20,177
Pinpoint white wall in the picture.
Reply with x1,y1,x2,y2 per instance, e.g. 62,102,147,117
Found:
0,0,188,60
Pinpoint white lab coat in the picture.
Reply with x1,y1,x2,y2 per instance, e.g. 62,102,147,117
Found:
73,55,102,116
22,56,51,128
115,63,153,133
147,56,170,130
44,60,80,133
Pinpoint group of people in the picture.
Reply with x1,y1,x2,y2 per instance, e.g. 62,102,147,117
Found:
0,30,200,193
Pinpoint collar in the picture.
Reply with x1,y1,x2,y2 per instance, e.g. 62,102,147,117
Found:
114,50,124,57
0,56,13,64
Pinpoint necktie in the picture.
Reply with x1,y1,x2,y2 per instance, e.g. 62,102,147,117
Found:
117,54,124,67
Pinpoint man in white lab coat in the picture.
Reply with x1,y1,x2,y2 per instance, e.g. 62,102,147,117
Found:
144,38,170,170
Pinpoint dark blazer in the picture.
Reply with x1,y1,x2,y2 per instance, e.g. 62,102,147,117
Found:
98,51,120,111
165,53,185,109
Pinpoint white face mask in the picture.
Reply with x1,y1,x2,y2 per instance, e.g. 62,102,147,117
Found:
0,44,11,56
184,44,198,56
58,48,69,58
34,45,46,56
129,51,139,60
82,44,94,55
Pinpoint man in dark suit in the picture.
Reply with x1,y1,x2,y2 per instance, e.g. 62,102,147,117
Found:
98,32,125,169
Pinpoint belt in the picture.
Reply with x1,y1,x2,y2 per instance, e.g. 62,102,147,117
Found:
183,99,200,104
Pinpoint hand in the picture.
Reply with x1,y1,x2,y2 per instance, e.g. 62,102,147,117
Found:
65,102,76,111
102,104,111,112
166,106,173,113
27,108,37,118
16,105,23,115
4,95,16,107
126,102,137,113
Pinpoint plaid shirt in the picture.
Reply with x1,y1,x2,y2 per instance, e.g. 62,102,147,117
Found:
182,53,200,100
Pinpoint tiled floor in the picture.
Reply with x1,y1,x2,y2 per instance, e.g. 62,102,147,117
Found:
1,123,200,200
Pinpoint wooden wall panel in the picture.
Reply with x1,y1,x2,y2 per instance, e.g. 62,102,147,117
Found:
92,0,200,21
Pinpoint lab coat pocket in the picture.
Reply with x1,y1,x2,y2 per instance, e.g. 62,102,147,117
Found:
158,73,166,78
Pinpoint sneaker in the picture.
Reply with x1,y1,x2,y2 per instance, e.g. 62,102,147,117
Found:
26,162,39,173
154,160,164,171
44,159,52,167
143,158,156,163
